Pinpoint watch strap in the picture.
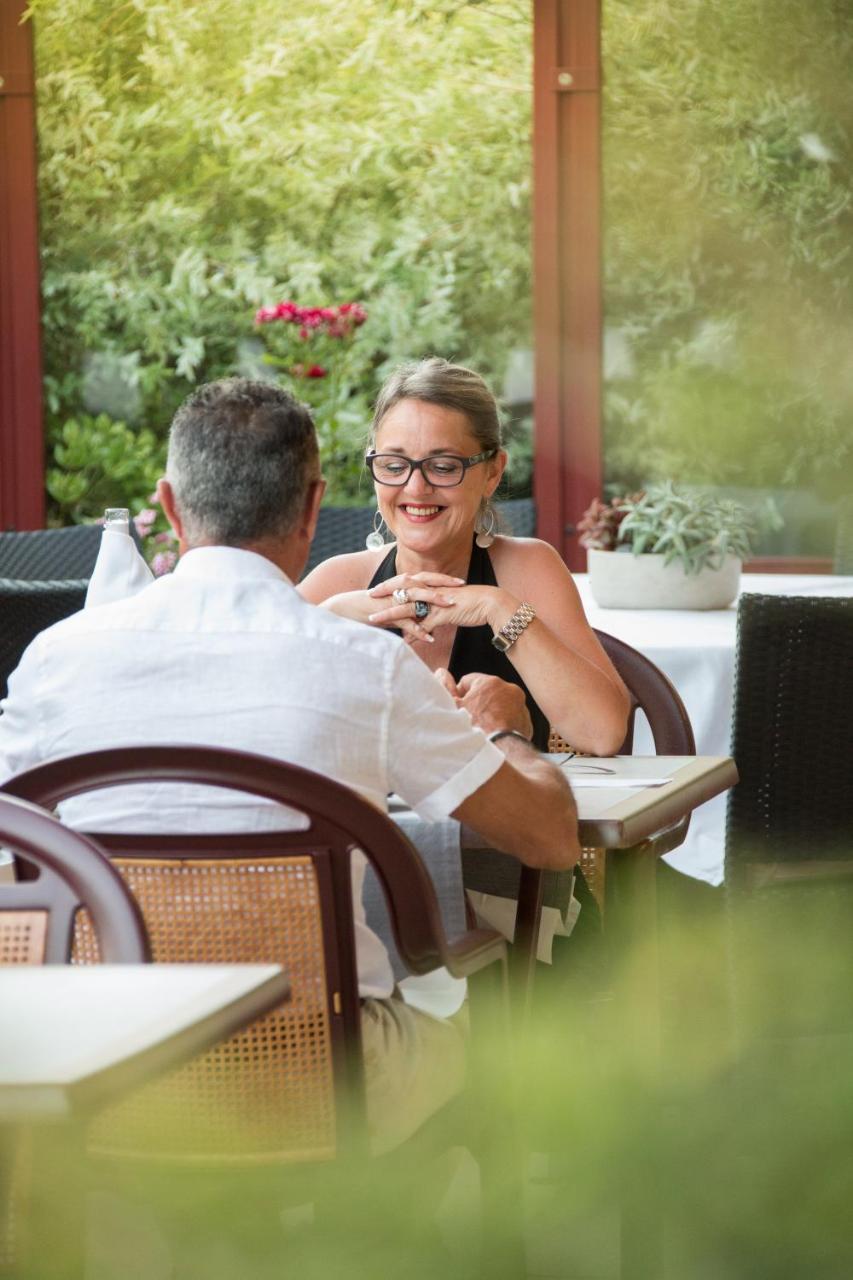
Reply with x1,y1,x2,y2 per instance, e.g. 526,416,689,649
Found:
491,601,536,653
487,729,534,747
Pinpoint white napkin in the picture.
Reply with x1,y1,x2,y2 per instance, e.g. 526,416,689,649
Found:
84,527,154,609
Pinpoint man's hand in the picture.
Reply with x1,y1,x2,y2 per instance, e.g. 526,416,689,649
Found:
454,672,534,742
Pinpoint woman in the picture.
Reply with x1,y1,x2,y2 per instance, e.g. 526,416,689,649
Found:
299,358,629,754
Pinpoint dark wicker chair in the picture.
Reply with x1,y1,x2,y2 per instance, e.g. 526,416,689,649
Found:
0,793,150,965
725,593,853,1037
0,525,103,580
3,744,507,1164
0,579,88,700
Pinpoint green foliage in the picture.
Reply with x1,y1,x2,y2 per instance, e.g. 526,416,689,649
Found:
603,0,853,498
46,413,166,525
30,0,532,514
618,483,758,573
580,483,759,573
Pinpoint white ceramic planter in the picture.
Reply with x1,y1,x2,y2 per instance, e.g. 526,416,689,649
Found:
587,548,742,610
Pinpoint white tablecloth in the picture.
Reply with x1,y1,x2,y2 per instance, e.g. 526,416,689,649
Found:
575,572,853,885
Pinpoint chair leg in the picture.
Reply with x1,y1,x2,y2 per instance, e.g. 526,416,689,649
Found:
605,844,665,1280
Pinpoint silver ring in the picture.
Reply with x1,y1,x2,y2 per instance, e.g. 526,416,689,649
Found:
392,588,410,605
414,600,430,620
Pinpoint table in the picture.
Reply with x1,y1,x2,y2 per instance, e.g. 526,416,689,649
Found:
464,754,738,991
374,755,737,1015
575,572,853,885
0,964,291,1121
1,964,291,1278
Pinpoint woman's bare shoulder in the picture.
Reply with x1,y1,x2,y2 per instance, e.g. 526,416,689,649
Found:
298,546,392,601
490,534,572,576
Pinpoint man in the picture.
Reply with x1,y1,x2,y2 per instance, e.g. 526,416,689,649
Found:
0,378,578,1150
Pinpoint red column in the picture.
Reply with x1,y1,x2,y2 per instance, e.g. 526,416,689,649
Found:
532,0,601,569
0,0,44,530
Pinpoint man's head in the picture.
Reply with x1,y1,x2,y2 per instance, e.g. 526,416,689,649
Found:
160,379,323,569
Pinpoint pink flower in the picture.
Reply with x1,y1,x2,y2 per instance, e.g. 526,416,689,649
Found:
151,550,178,577
254,305,280,325
133,508,158,536
153,531,175,545
147,491,160,505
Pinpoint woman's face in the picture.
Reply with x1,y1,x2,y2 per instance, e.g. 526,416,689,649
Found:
372,398,506,558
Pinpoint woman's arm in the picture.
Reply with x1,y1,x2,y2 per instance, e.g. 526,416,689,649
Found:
368,537,630,755
297,552,461,640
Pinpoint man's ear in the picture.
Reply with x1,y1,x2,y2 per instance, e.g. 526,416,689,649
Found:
156,477,185,545
301,478,326,542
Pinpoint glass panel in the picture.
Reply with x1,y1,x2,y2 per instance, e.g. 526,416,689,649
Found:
33,0,533,532
602,1,853,561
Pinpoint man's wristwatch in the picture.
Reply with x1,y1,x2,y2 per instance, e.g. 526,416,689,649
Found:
491,602,536,653
487,729,534,747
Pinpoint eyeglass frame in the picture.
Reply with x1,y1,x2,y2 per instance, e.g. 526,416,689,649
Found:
365,448,497,488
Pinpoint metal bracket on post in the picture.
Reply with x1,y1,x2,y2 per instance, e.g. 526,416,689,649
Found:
554,66,600,93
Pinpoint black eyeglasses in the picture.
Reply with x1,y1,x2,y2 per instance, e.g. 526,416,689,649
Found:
366,449,496,488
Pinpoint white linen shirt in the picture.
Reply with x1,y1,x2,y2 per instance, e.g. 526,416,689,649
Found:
0,546,504,997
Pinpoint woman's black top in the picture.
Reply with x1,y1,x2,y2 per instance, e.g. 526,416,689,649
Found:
367,538,551,751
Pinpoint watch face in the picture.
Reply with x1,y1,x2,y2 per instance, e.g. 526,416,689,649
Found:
491,633,511,653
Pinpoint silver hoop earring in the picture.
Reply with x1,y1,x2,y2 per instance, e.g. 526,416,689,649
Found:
475,504,496,549
365,509,387,551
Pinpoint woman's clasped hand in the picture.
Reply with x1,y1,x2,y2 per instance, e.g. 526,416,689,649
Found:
366,572,516,645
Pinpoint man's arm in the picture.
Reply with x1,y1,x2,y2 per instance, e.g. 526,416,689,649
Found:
449,673,579,871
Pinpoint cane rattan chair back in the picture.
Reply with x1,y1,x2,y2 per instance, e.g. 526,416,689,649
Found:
549,629,695,908
0,793,149,965
0,579,88,700
4,745,506,1165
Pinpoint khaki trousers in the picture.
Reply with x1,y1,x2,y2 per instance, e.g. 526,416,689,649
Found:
361,997,467,1155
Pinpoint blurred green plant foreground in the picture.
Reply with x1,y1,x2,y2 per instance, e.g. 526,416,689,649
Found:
19,901,853,1279
31,0,853,529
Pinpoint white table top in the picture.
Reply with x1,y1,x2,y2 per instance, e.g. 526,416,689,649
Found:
574,571,853,883
560,754,738,848
0,964,290,1121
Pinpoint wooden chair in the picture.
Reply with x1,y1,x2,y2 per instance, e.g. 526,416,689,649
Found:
0,792,149,965
3,744,508,1165
0,794,149,1276
547,628,696,910
0,579,87,699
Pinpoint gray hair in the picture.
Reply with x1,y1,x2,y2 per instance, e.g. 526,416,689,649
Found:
167,378,319,546
370,357,503,452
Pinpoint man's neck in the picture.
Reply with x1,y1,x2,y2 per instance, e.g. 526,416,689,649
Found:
181,537,303,582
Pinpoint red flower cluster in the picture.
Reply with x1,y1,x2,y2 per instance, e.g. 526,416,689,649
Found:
291,363,328,379
254,300,367,340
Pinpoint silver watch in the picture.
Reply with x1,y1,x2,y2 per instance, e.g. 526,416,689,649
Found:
491,602,536,653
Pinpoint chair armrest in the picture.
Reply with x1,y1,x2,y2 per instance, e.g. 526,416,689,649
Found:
444,928,507,978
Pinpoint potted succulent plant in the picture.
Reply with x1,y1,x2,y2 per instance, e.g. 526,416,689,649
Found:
578,483,758,609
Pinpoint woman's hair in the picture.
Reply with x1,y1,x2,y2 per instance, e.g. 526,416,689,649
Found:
370,357,503,452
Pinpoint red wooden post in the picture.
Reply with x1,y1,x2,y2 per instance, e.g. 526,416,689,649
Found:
532,0,601,569
0,0,45,530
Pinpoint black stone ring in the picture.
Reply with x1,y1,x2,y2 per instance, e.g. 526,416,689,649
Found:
414,600,431,620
